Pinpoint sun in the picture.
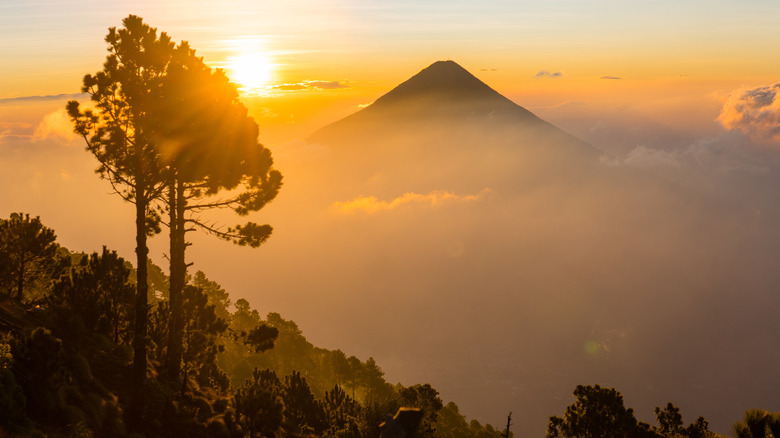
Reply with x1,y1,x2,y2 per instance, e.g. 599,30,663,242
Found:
227,52,275,92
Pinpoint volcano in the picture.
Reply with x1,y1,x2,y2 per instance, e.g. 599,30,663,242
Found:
314,60,545,127
308,60,663,199
311,60,593,151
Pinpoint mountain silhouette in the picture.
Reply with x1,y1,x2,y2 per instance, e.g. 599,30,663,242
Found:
312,60,574,143
346,60,538,121
308,60,662,199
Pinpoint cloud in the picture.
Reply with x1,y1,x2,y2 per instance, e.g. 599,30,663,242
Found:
718,83,780,140
308,81,348,89
601,132,773,174
33,109,77,143
535,70,562,78
682,132,774,173
0,93,86,104
623,146,683,169
273,80,349,91
0,121,33,140
480,68,498,72
273,83,307,91
332,189,491,215
601,76,622,80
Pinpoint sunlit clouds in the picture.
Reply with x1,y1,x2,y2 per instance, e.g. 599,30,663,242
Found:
33,109,77,143
331,189,491,215
719,83,780,141
0,108,77,144
272,80,349,91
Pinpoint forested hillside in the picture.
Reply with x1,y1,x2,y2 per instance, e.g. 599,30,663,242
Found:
0,212,509,437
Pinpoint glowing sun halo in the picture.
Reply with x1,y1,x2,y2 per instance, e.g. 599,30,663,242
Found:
228,52,274,92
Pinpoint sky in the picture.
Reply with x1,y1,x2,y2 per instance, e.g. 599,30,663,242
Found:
3,0,780,141
4,1,780,436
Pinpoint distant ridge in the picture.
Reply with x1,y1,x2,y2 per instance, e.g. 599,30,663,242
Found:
0,93,87,103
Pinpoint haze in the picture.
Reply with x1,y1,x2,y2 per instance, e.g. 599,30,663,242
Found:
4,2,780,436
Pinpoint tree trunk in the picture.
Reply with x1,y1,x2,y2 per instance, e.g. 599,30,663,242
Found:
131,183,149,426
165,175,186,380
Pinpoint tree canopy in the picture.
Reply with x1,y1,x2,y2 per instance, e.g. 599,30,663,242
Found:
66,15,176,421
547,385,718,438
66,14,283,417
0,213,59,301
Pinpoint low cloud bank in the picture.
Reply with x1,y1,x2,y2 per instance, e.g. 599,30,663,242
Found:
331,189,491,214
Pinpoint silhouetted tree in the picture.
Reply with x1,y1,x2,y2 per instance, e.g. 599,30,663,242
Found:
66,15,174,422
655,403,684,437
654,402,714,438
180,285,229,392
768,414,780,438
435,402,472,438
148,41,281,383
232,368,284,437
399,383,443,437
244,324,279,354
433,401,511,438
685,417,715,438
733,409,780,438
546,384,656,438
49,247,134,344
283,370,326,435
322,385,361,438
192,270,231,320
0,213,58,301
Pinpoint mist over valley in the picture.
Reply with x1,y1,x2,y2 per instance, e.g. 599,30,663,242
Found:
3,57,780,436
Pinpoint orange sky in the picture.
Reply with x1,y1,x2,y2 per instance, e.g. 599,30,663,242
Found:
3,1,780,145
